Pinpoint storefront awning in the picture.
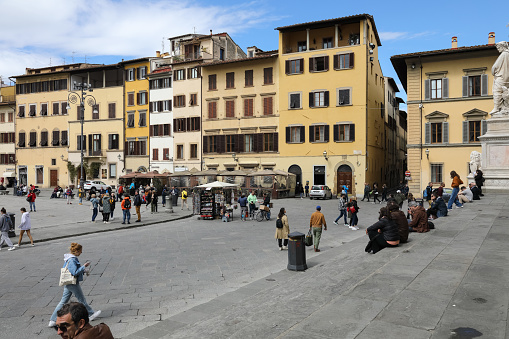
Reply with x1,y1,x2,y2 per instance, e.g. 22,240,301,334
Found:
2,172,15,178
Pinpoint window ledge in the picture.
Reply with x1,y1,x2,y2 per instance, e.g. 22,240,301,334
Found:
311,106,329,109
263,83,275,86
309,70,329,73
310,141,328,144
336,104,352,107
334,140,354,143
334,68,354,71
287,142,304,144
225,87,236,90
286,72,303,76
288,107,303,110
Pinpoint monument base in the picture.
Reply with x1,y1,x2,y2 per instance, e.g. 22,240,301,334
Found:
479,116,509,192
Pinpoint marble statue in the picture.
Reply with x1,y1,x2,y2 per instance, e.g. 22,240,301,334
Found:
491,41,509,116
469,151,482,175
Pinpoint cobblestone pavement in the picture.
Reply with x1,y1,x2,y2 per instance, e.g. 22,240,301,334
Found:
0,192,378,338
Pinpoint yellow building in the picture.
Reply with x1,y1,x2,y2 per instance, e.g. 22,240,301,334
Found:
13,65,87,187
201,49,279,171
122,58,152,173
67,64,125,187
276,14,386,195
0,85,16,186
391,34,498,196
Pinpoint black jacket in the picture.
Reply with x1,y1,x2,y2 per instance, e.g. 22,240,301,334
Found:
471,186,481,200
133,194,142,207
367,217,399,242
432,197,448,216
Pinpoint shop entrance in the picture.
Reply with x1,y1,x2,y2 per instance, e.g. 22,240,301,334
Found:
288,165,302,185
313,166,325,185
337,165,353,194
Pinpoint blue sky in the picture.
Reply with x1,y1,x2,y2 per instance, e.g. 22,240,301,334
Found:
1,0,508,106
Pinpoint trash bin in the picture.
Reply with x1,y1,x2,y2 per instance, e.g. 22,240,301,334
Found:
8,213,16,238
287,231,307,271
172,194,178,207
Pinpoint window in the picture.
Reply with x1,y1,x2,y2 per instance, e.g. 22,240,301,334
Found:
431,79,442,99
208,74,217,90
52,102,59,115
285,59,304,75
349,33,360,45
138,66,147,79
139,111,146,127
244,98,253,116
18,105,25,118
322,37,333,49
109,164,116,178
245,70,253,87
108,134,119,149
36,167,43,184
29,131,37,147
126,140,146,156
137,92,148,105
127,92,135,106
263,68,273,84
263,97,273,115
177,145,184,159
286,126,305,143
334,53,354,70
174,95,186,108
77,135,86,150
126,68,135,81
226,72,235,89
244,135,254,152
226,100,235,117
52,130,60,146
8,113,13,122
426,122,449,144
309,125,329,143
92,104,99,119
108,103,116,118
174,118,186,132
337,88,351,106
425,78,448,100
51,158,56,166
18,132,25,147
0,113,5,122
189,117,200,131
150,124,171,137
431,164,443,183
309,56,329,72
163,100,172,111
40,103,48,116
174,69,186,81
289,92,302,109
127,112,135,128
138,139,147,155
61,131,68,146
189,93,198,106
309,91,329,107
153,148,159,160
188,67,200,79
333,124,355,142
163,148,170,160
190,144,197,158
263,133,275,152
297,41,307,52
208,101,217,119
226,135,236,152
29,104,36,117
463,74,488,97
468,121,481,143
61,102,68,115
220,48,225,60
92,134,101,155
204,136,217,153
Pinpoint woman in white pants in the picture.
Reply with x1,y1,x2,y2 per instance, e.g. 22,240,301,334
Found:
14,207,34,247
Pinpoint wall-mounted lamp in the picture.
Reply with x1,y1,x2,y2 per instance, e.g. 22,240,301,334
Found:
369,57,374,62
411,64,416,69
323,150,328,161
425,148,429,160
117,154,122,161
369,43,376,49
60,154,68,162
232,153,238,162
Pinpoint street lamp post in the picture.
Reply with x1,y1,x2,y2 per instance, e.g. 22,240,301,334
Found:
66,82,97,190
9,155,16,196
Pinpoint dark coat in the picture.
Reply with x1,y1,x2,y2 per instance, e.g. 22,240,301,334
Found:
471,186,481,200
391,210,409,243
367,217,400,242
409,206,429,233
75,323,114,339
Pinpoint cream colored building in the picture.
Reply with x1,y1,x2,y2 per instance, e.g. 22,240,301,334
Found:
0,85,16,186
391,34,498,196
201,49,279,171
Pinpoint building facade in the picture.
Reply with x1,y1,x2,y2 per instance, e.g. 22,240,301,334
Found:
391,34,498,196
0,85,16,186
276,14,387,195
201,49,279,171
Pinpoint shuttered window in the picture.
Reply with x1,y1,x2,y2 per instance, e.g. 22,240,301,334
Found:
127,113,135,127
29,131,37,147
174,95,186,108
244,98,253,116
153,148,159,160
226,72,235,89
61,131,68,146
333,53,354,70
263,97,273,115
108,103,116,118
425,122,449,144
226,100,235,117
286,126,305,143
462,75,488,97
18,132,25,147
77,135,86,150
139,112,146,127
245,70,253,87
163,148,170,160
263,67,273,84
189,93,198,106
61,102,68,115
310,91,329,107
333,124,355,142
285,59,304,75
41,103,48,116
208,101,217,119
18,105,25,118
108,134,119,149
309,125,329,143
52,102,59,115
309,56,329,72
208,74,217,90
337,89,351,106
29,104,36,116
52,130,60,146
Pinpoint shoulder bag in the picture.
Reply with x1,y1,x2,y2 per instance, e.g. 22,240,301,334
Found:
59,260,77,286
305,229,313,246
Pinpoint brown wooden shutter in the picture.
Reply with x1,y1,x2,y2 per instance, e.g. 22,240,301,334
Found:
309,92,314,107
88,134,93,155
309,58,314,72
53,102,59,115
333,124,339,142
333,55,339,69
349,53,354,68
158,124,163,136
350,124,355,141
273,132,278,152
309,126,315,142
52,130,59,146
61,131,67,145
285,60,289,74
324,56,329,71
203,136,208,153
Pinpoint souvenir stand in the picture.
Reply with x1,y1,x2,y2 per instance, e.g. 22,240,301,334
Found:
218,169,250,191
246,169,297,199
194,181,240,220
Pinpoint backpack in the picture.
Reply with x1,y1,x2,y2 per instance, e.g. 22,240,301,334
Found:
423,189,428,199
276,218,283,229
123,198,131,209
182,191,188,198
109,198,115,205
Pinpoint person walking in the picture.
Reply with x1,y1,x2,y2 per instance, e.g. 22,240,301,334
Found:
181,188,189,210
48,243,101,328
121,194,132,224
109,193,116,221
348,197,360,230
0,208,15,251
14,207,34,247
447,171,464,210
133,190,142,222
361,183,371,202
425,182,433,207
66,187,73,205
296,182,303,199
161,185,167,207
475,169,485,196
381,184,388,202
275,208,290,250
78,186,84,205
101,193,111,224
89,194,99,223
151,192,158,213
333,193,349,226
309,205,327,252
27,189,37,212
129,182,135,196
372,183,381,204
117,184,124,202
238,194,248,221
247,191,257,219
262,192,271,220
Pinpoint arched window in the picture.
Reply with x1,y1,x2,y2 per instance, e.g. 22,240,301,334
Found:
40,129,48,147
52,128,60,146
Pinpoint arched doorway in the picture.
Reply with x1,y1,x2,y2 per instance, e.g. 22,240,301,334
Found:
288,165,302,185
337,164,352,194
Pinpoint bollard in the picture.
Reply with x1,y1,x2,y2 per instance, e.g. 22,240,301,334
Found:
287,231,307,271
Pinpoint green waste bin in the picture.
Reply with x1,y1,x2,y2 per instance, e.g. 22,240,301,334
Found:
287,231,307,271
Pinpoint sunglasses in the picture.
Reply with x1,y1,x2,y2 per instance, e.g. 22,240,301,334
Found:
53,322,71,332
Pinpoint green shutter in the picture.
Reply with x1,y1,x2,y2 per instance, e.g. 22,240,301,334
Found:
424,79,430,100
425,122,431,144
481,74,488,96
462,76,468,97
443,122,449,144
462,121,468,143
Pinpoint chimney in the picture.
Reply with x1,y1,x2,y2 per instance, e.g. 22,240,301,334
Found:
451,36,458,49
156,51,161,57
488,32,495,45
210,29,213,36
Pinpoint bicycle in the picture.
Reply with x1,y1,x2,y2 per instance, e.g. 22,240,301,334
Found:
254,207,270,222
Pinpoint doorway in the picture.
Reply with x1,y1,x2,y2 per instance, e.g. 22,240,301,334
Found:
288,165,302,185
337,164,353,194
313,166,325,185
50,170,58,187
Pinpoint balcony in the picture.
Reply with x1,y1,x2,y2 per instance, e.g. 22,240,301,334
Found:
0,95,15,103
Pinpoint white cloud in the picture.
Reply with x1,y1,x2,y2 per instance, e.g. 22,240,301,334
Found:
0,0,278,78
379,31,435,42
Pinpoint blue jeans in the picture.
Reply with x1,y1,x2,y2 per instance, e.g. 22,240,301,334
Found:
92,208,98,221
123,209,131,223
447,187,463,209
110,210,114,218
79,196,83,204
350,213,358,226
29,201,36,211
50,284,94,322
335,210,347,224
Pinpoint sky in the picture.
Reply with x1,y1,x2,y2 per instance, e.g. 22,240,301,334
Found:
1,0,508,107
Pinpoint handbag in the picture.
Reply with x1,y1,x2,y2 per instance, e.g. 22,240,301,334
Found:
305,229,313,246
26,195,31,202
59,260,77,286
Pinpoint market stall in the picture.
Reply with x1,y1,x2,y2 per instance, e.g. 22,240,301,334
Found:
169,168,199,190
194,181,240,220
246,169,296,199
193,169,219,186
119,171,170,193
217,169,250,188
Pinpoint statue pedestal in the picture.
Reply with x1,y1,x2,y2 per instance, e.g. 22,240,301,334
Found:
479,116,509,192
467,173,475,185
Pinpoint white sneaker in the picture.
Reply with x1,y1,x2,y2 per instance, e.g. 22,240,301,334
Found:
352,226,359,230
13,244,19,247
279,247,283,251
333,221,338,225
344,224,350,227
8,247,15,251
89,310,101,321
283,246,288,250
48,321,56,327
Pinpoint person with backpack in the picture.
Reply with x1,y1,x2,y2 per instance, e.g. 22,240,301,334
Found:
424,182,433,207
121,194,132,224
0,207,16,251
333,193,349,226
27,189,37,212
347,197,359,230
238,194,248,221
275,208,290,251
89,194,99,223
181,188,189,210
101,193,111,224
161,185,167,207
447,170,464,210
361,183,371,202
133,190,142,222
109,193,116,221
151,191,158,213
117,184,124,202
